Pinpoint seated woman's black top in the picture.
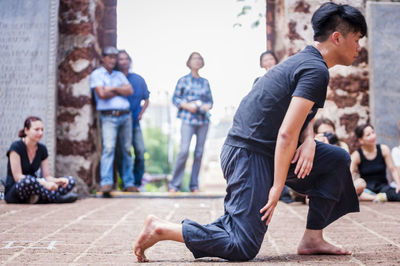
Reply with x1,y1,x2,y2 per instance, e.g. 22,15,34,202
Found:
5,139,48,194
358,144,388,192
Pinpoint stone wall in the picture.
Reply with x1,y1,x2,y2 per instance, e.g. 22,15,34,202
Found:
267,0,368,151
57,0,117,188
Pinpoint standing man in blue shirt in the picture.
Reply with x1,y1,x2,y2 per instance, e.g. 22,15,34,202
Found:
116,50,150,192
90,46,135,194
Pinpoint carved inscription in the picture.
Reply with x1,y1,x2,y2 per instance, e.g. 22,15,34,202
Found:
0,0,58,176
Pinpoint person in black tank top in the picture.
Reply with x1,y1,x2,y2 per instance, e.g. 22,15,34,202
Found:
350,124,400,202
358,145,387,191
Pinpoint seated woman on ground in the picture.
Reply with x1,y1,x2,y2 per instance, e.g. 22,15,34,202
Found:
350,124,400,202
313,117,349,152
4,116,77,204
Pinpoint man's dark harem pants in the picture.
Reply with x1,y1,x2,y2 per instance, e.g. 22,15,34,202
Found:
182,141,359,261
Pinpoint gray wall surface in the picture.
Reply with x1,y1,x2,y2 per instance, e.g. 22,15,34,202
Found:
368,2,400,149
0,0,59,176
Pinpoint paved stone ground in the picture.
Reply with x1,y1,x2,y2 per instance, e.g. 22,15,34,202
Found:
1,196,400,265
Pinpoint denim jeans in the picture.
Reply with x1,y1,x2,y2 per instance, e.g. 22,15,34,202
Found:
100,113,134,188
116,125,146,187
132,126,146,186
169,122,209,191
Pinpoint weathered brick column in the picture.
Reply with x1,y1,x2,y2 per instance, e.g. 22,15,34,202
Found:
56,0,117,189
267,0,368,151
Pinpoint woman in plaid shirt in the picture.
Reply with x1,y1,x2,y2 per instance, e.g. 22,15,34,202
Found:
169,52,213,192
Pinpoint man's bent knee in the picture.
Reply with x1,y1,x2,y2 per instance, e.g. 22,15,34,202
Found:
328,146,351,168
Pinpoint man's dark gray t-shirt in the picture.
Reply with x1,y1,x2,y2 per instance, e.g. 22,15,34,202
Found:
225,45,329,157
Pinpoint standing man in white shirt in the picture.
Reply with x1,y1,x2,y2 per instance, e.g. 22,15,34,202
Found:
90,46,135,194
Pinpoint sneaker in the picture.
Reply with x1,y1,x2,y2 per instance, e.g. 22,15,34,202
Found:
363,188,376,196
373,193,387,203
101,184,113,193
124,186,139,192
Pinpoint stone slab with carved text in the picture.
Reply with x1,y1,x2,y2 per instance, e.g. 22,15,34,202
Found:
0,0,58,176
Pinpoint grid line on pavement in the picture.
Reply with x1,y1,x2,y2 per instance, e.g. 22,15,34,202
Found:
266,231,283,255
281,203,305,221
344,216,400,249
210,199,219,221
361,205,400,222
71,203,138,263
1,205,74,234
4,200,119,264
165,206,177,221
349,256,367,266
0,206,36,218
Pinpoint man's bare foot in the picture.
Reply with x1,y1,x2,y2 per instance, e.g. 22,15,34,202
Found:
133,215,184,262
297,229,351,255
133,215,163,262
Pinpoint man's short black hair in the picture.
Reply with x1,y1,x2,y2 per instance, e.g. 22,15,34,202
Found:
312,2,367,42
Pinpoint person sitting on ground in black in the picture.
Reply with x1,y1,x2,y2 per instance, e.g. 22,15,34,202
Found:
4,116,77,204
350,124,400,202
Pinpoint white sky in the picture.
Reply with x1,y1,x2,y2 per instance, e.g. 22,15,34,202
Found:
117,0,266,121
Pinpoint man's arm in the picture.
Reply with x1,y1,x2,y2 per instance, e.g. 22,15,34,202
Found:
91,70,118,99
274,97,315,185
299,118,315,143
94,83,133,98
9,151,25,182
350,151,361,180
138,99,149,121
260,96,314,225
114,72,134,96
292,118,317,177
172,80,197,113
93,86,118,99
112,83,133,96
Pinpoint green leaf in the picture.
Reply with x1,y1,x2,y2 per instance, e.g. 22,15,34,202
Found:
242,5,252,11
251,20,260,28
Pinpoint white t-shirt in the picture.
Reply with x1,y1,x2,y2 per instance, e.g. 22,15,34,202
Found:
392,146,400,166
